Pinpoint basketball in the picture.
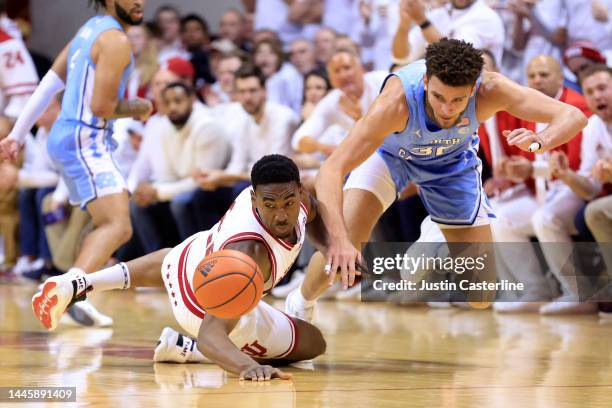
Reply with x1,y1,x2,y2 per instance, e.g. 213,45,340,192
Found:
191,249,264,319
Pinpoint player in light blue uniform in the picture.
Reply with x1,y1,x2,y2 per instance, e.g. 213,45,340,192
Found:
376,59,489,226
2,0,152,327
49,14,135,208
284,39,588,315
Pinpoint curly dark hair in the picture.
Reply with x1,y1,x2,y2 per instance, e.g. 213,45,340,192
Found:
89,0,106,10
251,155,300,189
425,38,484,87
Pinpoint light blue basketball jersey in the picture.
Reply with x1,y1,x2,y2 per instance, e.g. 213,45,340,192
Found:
371,60,494,225
378,60,481,185
46,15,133,208
57,15,133,131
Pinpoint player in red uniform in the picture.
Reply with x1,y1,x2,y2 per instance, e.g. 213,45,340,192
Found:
32,155,328,381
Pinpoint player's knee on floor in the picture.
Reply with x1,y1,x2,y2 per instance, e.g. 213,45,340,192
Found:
290,318,326,360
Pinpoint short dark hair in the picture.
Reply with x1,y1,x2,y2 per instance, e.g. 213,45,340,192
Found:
181,13,209,36
425,38,484,86
162,81,194,97
89,0,106,10
579,63,612,85
235,63,267,87
251,155,300,189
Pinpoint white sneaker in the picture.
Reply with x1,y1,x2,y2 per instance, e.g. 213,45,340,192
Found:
61,299,113,328
539,301,598,315
271,271,305,299
285,289,314,322
154,327,210,363
599,311,612,320
13,256,44,276
31,270,91,331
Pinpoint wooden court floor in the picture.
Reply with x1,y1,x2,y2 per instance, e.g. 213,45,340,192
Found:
1,281,612,407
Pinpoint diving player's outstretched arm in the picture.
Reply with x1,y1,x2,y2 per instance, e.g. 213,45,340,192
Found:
195,240,291,381
478,71,588,153
0,43,71,161
90,30,152,120
314,76,408,285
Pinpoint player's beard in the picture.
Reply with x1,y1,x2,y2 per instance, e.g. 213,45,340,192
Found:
116,2,143,26
169,109,192,128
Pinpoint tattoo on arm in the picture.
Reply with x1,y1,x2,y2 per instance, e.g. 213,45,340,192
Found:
112,99,150,119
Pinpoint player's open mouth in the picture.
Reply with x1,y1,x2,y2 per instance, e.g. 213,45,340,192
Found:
597,103,608,112
275,224,290,233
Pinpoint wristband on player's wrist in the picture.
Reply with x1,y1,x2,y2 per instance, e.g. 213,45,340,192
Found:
419,19,432,29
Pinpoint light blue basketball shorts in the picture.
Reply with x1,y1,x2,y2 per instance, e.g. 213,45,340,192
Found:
344,150,495,227
47,121,127,209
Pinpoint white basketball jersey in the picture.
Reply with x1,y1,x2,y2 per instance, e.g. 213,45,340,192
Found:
183,188,308,293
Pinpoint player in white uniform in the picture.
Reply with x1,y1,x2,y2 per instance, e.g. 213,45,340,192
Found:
0,28,38,125
31,155,328,381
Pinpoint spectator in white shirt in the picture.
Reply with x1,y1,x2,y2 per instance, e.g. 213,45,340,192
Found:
0,97,60,278
292,48,388,157
353,0,401,72
128,82,231,248
254,39,303,113
254,0,322,45
293,68,333,192
155,5,190,64
192,64,300,230
392,0,505,66
323,0,356,35
568,66,612,302
508,0,565,84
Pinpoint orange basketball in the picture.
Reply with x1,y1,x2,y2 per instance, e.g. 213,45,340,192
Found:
192,249,264,319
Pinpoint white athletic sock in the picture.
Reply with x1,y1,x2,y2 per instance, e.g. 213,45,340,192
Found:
87,263,131,294
185,338,209,363
295,285,317,308
67,267,90,295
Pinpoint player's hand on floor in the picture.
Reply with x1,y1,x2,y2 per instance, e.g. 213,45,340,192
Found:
239,364,293,381
325,239,363,290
